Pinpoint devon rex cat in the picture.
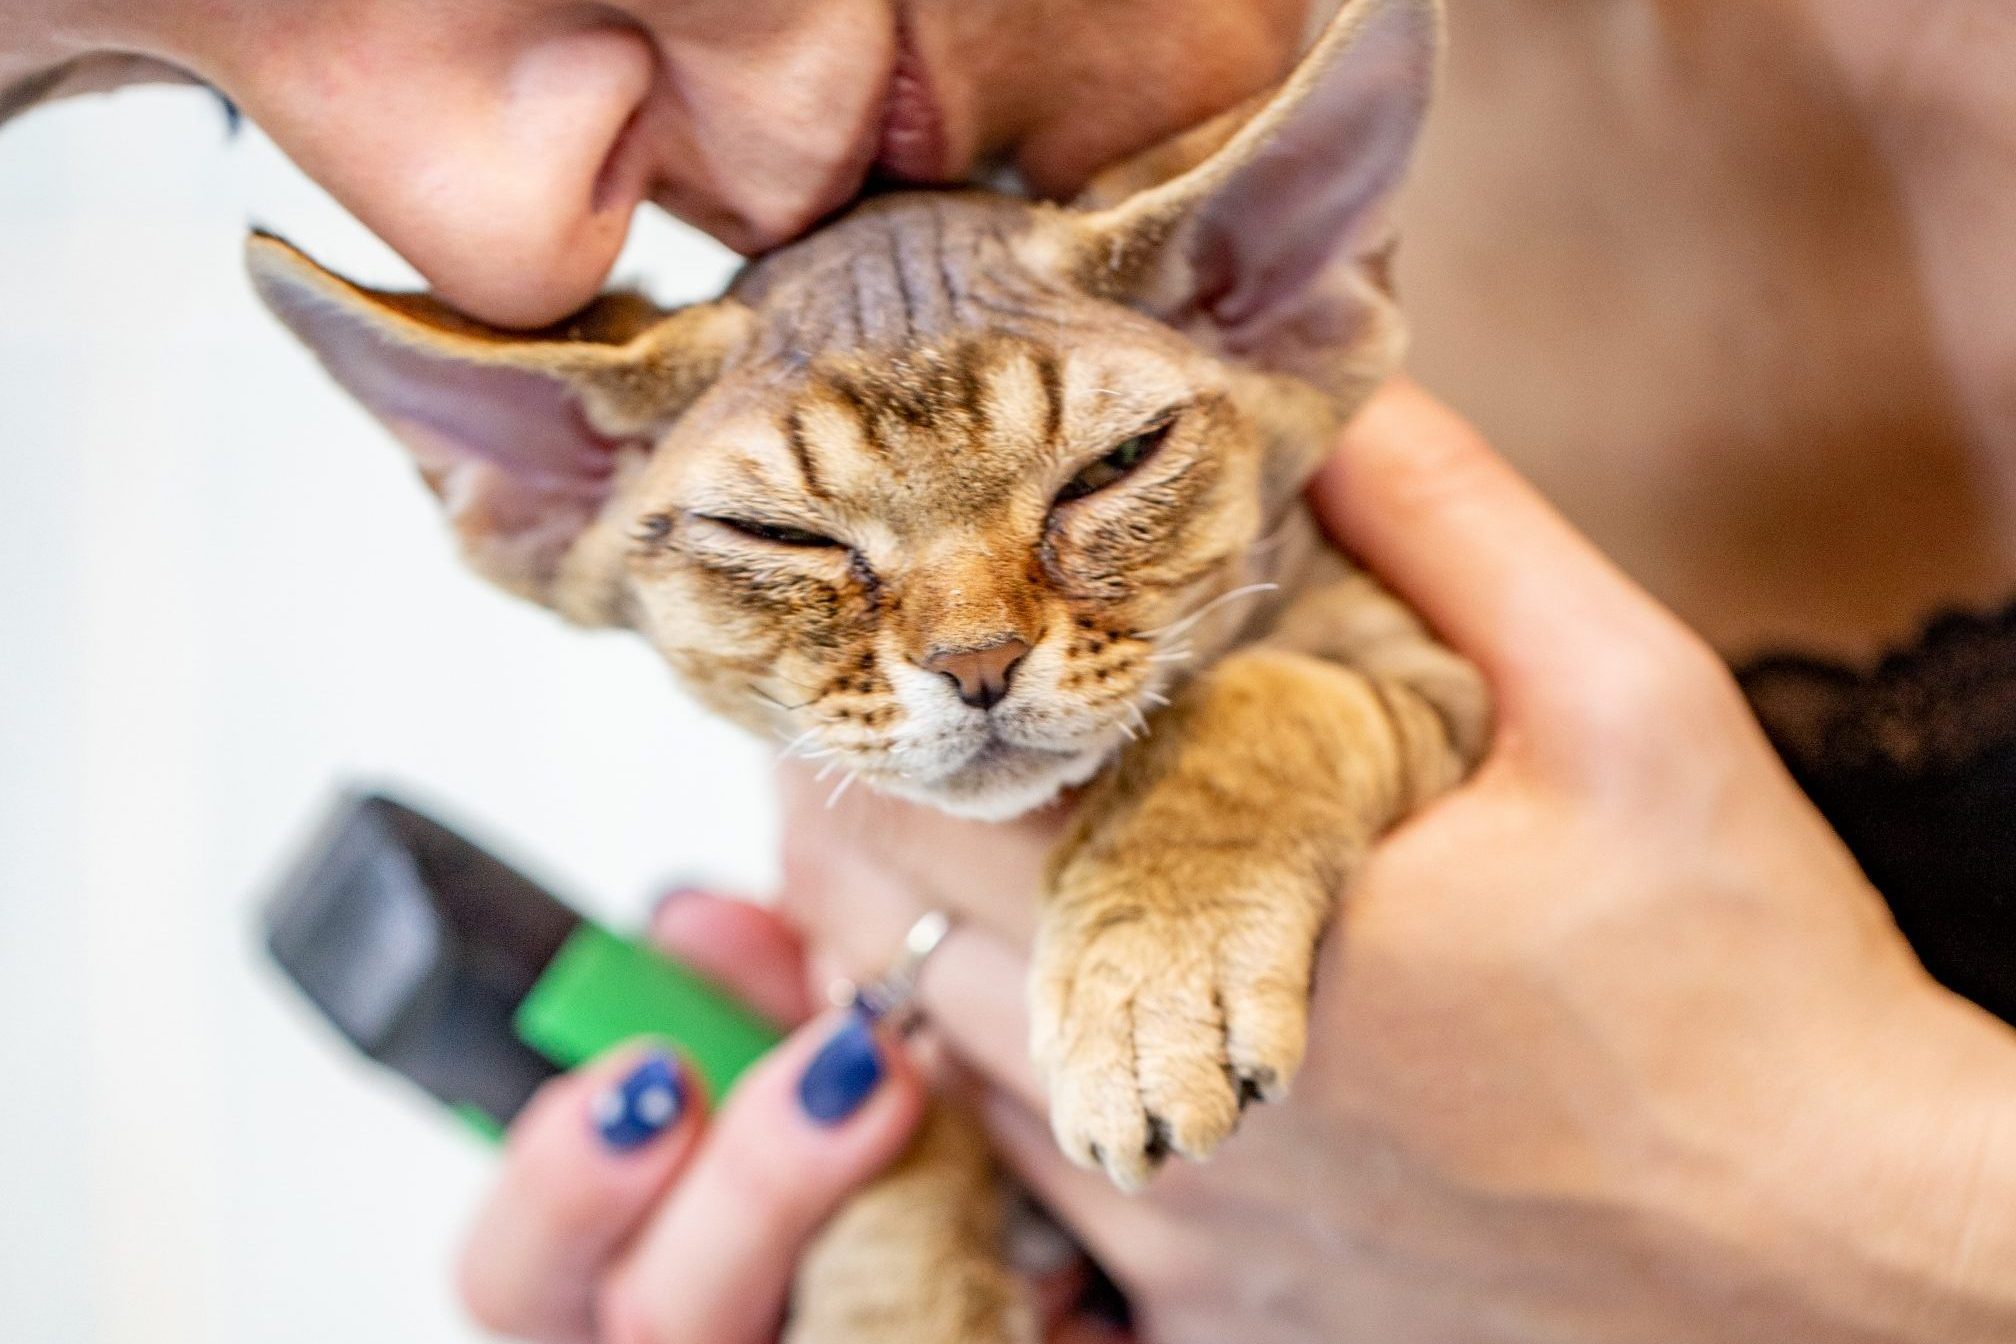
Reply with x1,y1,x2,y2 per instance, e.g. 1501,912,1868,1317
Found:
251,0,1486,1336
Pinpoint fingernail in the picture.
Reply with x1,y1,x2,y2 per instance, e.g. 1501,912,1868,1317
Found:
797,1014,884,1126
592,1052,685,1152
650,883,709,918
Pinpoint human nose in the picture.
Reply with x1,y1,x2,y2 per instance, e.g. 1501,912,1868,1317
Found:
270,25,660,330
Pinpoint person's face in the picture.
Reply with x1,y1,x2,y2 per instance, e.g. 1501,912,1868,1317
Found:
153,0,1310,327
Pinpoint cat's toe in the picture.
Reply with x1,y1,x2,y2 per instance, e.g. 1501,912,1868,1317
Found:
1034,926,1267,1191
1129,979,1245,1160
1043,1013,1243,1192
1220,971,1310,1107
1043,1023,1159,1192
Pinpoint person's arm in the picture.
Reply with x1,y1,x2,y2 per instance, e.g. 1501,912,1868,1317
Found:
771,381,2016,1342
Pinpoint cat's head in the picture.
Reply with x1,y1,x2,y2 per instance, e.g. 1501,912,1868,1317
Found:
250,0,1440,820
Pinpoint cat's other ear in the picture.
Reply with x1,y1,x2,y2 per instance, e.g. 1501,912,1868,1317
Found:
246,232,749,622
1051,0,1439,403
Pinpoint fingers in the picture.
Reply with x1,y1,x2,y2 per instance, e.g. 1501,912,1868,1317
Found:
464,901,922,1344
600,1011,926,1344
1308,379,1677,689
980,1092,1168,1291
648,889,816,1026
1050,1321,1136,1344
1050,1324,1135,1344
767,768,1055,1114
915,922,1049,1114
460,1042,708,1342
776,760,1061,952
466,1014,925,1344
1018,1236,1136,1344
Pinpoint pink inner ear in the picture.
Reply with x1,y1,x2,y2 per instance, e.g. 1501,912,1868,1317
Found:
333,340,623,493
270,284,636,592
359,356,629,589
1182,0,1432,356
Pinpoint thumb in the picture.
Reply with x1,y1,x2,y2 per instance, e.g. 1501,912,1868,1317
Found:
1308,379,1678,697
648,888,817,1027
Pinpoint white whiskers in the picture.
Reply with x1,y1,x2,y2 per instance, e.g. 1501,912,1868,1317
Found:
826,770,860,809
776,727,821,760
1245,519,1297,562
1136,582,1281,645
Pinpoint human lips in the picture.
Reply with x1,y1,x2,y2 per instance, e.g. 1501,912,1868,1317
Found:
721,7,949,250
621,7,955,256
873,8,951,183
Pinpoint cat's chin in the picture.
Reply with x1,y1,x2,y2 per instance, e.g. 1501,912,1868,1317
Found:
880,741,1114,823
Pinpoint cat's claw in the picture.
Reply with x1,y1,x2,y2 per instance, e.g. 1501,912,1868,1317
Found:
1031,881,1319,1192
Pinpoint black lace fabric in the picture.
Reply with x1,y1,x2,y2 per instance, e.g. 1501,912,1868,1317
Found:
1740,601,2016,1024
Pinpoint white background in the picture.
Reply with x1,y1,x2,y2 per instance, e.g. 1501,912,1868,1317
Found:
1,86,777,1343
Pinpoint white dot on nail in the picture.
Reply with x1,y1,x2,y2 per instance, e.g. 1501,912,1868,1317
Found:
636,1085,676,1126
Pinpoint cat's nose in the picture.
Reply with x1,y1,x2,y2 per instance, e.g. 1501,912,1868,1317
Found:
920,638,1031,711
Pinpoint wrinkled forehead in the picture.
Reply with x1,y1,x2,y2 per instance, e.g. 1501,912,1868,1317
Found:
730,191,1075,352
725,190,1200,382
664,332,1196,528
654,194,1207,522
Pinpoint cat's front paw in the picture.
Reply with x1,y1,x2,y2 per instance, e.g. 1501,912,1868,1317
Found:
1031,859,1326,1191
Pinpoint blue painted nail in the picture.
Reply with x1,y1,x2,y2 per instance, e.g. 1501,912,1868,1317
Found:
592,1052,685,1152
797,1015,884,1126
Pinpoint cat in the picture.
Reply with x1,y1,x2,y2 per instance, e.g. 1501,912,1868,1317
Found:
249,0,1486,1337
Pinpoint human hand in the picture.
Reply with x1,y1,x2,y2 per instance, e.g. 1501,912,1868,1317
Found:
453,890,920,1344
454,890,1129,1344
773,381,2016,1342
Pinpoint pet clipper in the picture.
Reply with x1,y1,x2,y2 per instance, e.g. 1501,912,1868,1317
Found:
262,791,780,1139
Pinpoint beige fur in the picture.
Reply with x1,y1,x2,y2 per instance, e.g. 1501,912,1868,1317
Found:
248,1,1484,1337
789,1102,1035,1344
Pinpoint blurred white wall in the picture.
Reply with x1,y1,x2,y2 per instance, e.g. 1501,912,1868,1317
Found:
0,86,776,1344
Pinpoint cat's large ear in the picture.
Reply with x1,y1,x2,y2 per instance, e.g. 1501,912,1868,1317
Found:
1049,0,1439,403
246,233,750,622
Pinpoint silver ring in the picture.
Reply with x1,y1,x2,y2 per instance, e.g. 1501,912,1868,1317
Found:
838,910,954,1025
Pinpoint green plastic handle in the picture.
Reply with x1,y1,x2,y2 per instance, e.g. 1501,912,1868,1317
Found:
513,923,784,1105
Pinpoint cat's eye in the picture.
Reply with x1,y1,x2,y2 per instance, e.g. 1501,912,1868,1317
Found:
701,515,845,549
631,513,675,545
1056,425,1170,504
